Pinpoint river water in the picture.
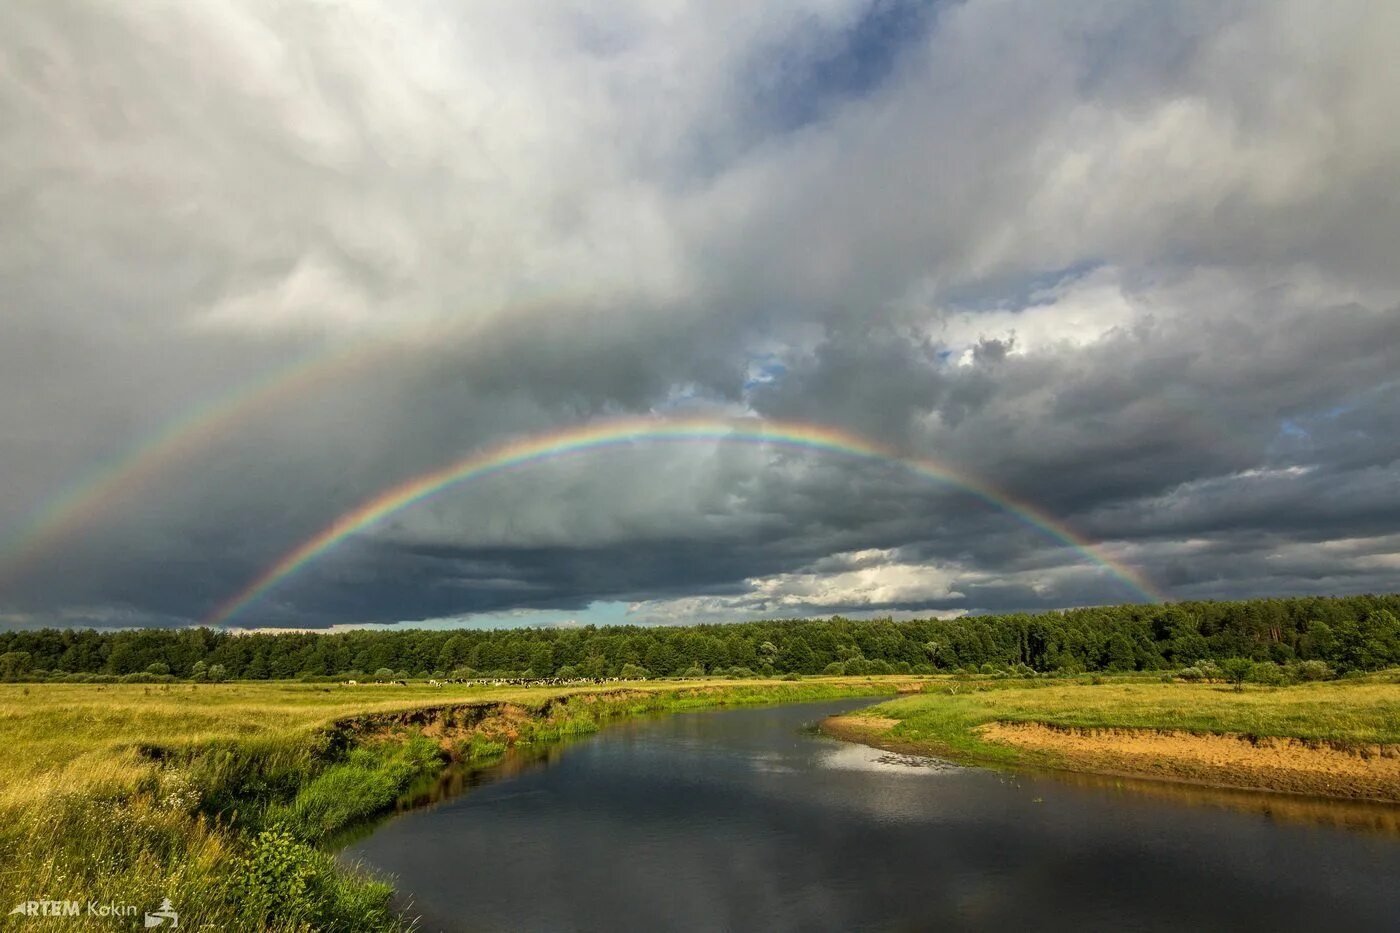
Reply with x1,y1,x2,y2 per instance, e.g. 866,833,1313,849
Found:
341,698,1400,932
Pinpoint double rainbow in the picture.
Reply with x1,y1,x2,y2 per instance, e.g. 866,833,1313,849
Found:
205,416,1162,625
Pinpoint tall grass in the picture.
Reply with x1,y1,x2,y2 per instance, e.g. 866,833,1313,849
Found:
851,673,1400,765
0,677,904,929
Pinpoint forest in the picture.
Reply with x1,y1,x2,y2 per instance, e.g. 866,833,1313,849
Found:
1,594,1398,682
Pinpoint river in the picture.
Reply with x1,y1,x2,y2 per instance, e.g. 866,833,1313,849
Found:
340,698,1400,931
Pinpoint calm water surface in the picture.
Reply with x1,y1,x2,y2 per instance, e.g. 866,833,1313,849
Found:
341,699,1400,932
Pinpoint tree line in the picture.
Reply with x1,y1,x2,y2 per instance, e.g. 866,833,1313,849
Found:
1,593,1398,682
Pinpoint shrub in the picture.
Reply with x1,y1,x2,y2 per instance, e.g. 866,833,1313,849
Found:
1219,657,1253,691
680,664,706,678
618,663,650,680
1177,666,1205,682
1292,659,1334,682
1248,661,1285,686
233,828,316,919
822,661,847,676
231,827,397,928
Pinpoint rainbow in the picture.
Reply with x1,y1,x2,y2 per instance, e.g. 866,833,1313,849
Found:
205,416,1163,625
0,337,388,587
0,299,533,587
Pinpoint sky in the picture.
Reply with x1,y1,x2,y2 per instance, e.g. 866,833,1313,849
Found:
1,0,1398,631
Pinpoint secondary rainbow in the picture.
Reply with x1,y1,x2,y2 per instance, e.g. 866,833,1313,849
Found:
0,293,567,588
206,416,1163,625
0,338,384,586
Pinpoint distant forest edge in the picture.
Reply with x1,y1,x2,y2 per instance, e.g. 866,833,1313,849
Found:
2,594,1399,683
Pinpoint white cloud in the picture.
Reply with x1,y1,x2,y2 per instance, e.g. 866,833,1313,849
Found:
629,548,964,622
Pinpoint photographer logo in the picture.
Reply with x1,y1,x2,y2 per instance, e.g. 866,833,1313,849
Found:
7,895,177,925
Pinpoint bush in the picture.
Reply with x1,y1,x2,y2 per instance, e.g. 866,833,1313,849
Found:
1291,659,1334,682
1177,666,1205,682
679,664,706,678
232,827,398,928
822,661,846,676
1248,662,1286,686
618,663,649,680
233,828,316,919
1219,657,1253,691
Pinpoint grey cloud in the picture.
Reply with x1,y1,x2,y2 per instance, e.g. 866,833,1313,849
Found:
1,1,1398,627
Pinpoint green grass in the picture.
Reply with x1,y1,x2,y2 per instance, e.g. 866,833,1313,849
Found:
0,676,908,930
849,672,1400,768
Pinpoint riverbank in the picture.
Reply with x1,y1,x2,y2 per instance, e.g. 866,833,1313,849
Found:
0,677,910,930
821,674,1400,803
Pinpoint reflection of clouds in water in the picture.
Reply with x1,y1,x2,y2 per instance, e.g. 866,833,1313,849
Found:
748,751,796,774
819,742,962,775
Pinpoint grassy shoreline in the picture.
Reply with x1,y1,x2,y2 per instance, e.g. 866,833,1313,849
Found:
820,673,1400,803
0,677,910,930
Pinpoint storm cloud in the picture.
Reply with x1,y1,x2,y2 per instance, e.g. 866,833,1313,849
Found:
1,0,1397,628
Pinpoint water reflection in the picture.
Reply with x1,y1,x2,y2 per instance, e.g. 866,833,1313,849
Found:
1040,768,1400,836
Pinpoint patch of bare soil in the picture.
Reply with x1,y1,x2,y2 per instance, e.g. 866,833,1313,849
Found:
979,722,1400,803
824,715,899,734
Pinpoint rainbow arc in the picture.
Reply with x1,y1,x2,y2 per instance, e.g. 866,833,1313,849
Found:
204,416,1163,626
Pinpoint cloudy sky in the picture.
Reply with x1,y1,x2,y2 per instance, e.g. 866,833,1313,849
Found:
2,0,1398,630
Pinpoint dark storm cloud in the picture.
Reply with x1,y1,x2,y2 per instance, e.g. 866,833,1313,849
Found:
1,1,1398,628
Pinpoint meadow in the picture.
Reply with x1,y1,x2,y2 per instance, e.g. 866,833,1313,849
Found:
0,677,905,930
827,672,1400,802
3,672,1397,929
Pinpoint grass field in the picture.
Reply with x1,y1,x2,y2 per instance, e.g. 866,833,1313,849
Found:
3,672,1396,929
0,677,907,930
825,672,1400,802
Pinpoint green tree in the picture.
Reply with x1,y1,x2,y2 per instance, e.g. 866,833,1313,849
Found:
1219,657,1253,691
0,651,33,680
528,644,555,677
